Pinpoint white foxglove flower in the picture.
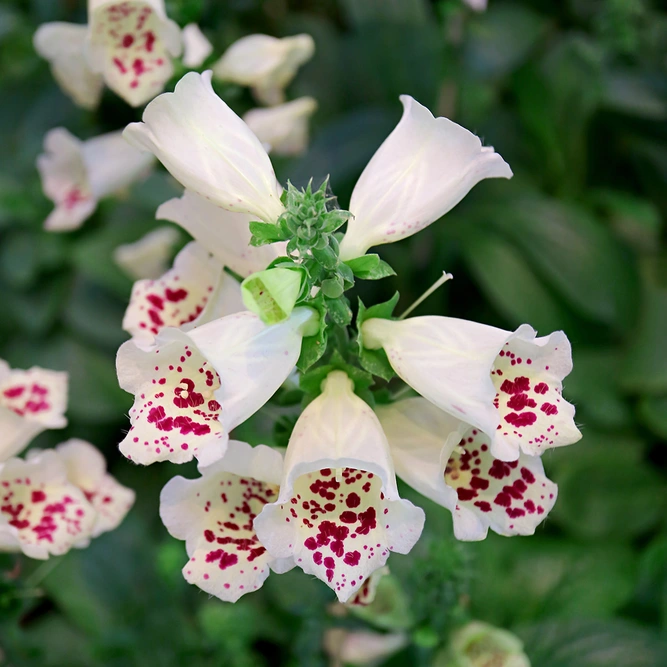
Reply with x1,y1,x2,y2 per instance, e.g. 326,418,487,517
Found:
160,440,293,602
362,317,581,461
124,71,285,223
444,621,530,667
338,96,512,261
254,371,424,603
323,628,408,666
113,226,180,280
33,23,104,110
156,190,287,277
87,0,182,107
243,97,317,157
376,398,557,541
117,308,314,466
37,128,154,232
0,361,67,462
53,439,135,539
181,23,213,68
212,34,315,106
0,451,95,559
122,241,243,349
463,0,488,12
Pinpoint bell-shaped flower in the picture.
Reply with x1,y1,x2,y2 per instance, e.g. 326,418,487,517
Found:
243,97,318,157
160,439,293,602
0,360,68,462
254,371,424,603
0,451,95,559
376,398,557,541
442,621,530,667
464,0,488,12
116,307,314,466
121,241,244,349
124,71,285,223
323,629,408,666
53,439,135,539
113,226,180,280
33,22,104,110
86,0,182,107
37,128,154,232
212,33,315,106
362,317,581,461
156,190,287,277
337,96,512,261
181,23,213,68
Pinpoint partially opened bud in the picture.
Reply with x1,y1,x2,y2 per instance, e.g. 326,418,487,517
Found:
241,267,304,325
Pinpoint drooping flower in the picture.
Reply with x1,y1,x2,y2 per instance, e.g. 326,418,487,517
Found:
243,97,318,156
0,451,95,559
254,371,424,603
323,628,409,666
337,96,512,261
160,440,293,602
86,0,182,107
33,22,104,110
362,317,581,461
376,398,558,540
463,0,488,12
181,23,213,68
0,360,68,462
212,34,315,106
113,226,181,280
37,128,154,232
156,190,286,277
117,307,314,466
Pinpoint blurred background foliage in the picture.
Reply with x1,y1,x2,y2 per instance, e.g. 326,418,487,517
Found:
0,0,666,665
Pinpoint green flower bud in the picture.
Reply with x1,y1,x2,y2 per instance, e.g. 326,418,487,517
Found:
241,268,304,325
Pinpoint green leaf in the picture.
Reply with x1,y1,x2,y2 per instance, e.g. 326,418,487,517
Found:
345,254,396,280
357,292,400,324
325,295,352,325
638,394,667,440
248,221,285,246
300,359,373,397
359,347,395,383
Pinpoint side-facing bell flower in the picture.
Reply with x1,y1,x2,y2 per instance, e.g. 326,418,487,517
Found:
337,96,512,261
86,0,182,107
33,22,104,110
37,128,154,232
254,371,424,603
212,33,315,106
181,23,213,68
0,451,95,559
156,190,287,277
243,97,318,157
323,629,409,667
376,398,558,541
117,307,315,466
113,226,181,280
0,360,68,461
362,316,581,461
124,71,285,223
160,440,293,602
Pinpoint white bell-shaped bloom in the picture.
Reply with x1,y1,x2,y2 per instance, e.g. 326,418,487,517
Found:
243,97,318,157
53,439,135,539
124,71,285,223
33,22,104,110
86,0,182,107
0,361,68,462
122,241,244,349
362,317,581,461
212,33,315,106
117,307,314,466
323,629,408,666
464,0,488,11
376,398,558,541
113,226,180,280
156,190,287,277
37,128,154,232
160,440,293,602
338,96,512,261
0,451,95,559
254,371,424,603
181,23,213,68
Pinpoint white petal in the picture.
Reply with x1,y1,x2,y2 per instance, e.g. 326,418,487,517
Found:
87,0,182,107
464,0,488,11
339,96,513,261
156,189,286,277
254,371,424,602
124,71,285,222
160,440,291,602
113,226,181,280
243,97,317,157
324,629,408,666
33,22,104,110
181,23,213,68
212,34,315,106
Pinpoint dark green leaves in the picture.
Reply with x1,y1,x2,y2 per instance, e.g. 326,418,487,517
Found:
345,254,396,280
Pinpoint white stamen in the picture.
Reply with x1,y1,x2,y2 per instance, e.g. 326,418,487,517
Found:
398,271,453,320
